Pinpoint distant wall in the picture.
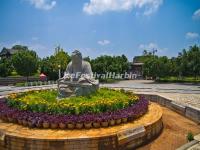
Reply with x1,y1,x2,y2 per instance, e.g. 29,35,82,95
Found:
0,77,39,85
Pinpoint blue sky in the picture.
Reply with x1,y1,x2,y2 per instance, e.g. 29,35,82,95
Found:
0,0,200,61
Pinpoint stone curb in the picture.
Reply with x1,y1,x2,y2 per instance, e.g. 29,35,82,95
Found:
117,126,146,145
137,93,200,123
176,140,199,150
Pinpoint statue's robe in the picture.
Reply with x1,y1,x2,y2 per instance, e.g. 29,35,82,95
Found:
58,60,99,98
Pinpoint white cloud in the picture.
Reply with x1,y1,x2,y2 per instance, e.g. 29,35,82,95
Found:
185,32,199,39
31,37,39,41
29,43,48,51
139,42,155,50
98,40,110,46
193,8,200,20
83,0,163,15
28,0,56,10
100,51,114,56
138,42,167,54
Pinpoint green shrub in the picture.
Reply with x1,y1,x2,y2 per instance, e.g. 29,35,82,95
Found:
15,82,26,87
187,132,194,142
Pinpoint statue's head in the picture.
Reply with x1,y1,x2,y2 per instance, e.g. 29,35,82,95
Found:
71,50,82,64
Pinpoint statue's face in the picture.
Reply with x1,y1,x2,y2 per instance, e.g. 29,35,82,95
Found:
72,54,82,64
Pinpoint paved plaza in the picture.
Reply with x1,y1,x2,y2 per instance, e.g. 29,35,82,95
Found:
102,80,200,109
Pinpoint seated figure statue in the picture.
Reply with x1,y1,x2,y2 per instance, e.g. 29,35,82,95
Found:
58,50,99,98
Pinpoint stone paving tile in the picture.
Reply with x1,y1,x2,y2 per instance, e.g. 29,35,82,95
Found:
158,93,200,109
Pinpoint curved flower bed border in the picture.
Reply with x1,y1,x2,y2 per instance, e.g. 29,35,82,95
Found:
0,96,148,129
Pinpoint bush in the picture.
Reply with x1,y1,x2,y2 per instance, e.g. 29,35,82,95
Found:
187,132,194,142
15,82,26,87
0,58,12,77
12,50,39,81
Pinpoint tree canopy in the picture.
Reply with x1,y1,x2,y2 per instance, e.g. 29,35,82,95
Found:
12,49,38,80
0,58,12,77
90,55,129,74
40,46,70,80
142,45,200,79
0,44,199,82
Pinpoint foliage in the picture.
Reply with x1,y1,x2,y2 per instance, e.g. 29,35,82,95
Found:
12,49,39,81
7,88,139,115
157,76,200,83
40,46,70,80
90,55,129,77
40,56,58,80
187,132,194,142
0,58,13,77
143,56,172,79
142,45,200,80
12,45,28,51
2,43,199,82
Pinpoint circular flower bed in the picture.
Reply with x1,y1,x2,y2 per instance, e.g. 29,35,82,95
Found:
0,88,149,129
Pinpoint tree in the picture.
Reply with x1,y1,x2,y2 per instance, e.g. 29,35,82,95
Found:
40,47,70,80
0,58,13,77
142,45,200,80
143,56,158,79
156,56,171,78
83,56,91,62
54,50,70,75
40,56,58,80
90,55,129,79
174,45,200,78
187,45,200,78
12,45,28,51
143,56,171,79
12,50,39,81
143,50,148,56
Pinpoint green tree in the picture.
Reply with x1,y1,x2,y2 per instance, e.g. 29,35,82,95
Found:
12,50,39,81
143,56,158,79
90,55,129,78
157,56,171,78
40,47,70,80
54,50,70,74
174,45,200,78
0,58,13,77
187,45,200,78
40,56,58,80
83,56,91,62
12,45,28,51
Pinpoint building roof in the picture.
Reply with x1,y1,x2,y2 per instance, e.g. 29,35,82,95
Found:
0,48,19,56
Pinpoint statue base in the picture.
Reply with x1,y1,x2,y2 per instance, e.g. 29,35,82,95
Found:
57,81,99,99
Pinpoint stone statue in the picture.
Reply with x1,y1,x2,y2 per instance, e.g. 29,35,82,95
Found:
58,50,99,98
